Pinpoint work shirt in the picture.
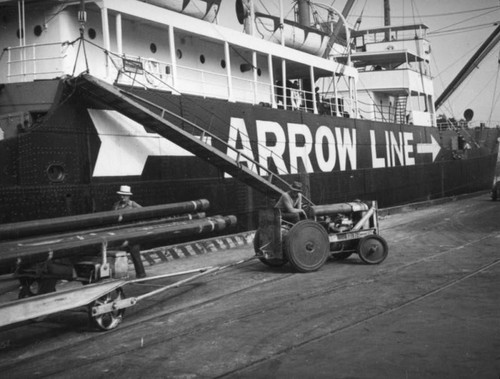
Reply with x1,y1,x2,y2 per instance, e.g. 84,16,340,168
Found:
274,191,302,213
113,199,142,210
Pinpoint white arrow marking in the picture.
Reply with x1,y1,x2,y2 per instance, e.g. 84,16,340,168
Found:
88,109,211,177
416,134,441,162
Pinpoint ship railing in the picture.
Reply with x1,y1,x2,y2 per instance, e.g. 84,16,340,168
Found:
357,65,430,77
3,42,68,82
177,64,237,100
356,99,401,123
80,41,349,118
176,64,274,105
273,85,349,115
97,44,275,108
315,94,355,118
353,25,428,50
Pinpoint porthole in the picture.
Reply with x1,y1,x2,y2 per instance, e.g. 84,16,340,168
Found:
257,68,262,76
220,59,226,69
200,54,205,64
16,28,24,39
47,164,66,183
150,43,157,54
88,28,96,40
176,49,182,59
34,25,42,37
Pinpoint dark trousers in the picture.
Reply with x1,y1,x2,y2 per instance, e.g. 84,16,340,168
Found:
282,212,301,223
129,244,146,278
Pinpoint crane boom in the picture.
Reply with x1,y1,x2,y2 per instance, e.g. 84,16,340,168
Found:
435,24,500,111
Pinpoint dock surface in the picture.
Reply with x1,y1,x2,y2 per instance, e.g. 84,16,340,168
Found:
0,193,499,378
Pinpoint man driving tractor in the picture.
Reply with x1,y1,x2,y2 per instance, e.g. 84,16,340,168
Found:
274,181,307,222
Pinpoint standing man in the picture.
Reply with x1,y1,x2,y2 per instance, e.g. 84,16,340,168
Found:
113,185,141,210
275,181,307,222
113,185,146,278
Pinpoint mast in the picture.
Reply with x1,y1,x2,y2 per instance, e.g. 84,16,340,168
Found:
435,24,500,111
297,0,311,27
384,0,391,40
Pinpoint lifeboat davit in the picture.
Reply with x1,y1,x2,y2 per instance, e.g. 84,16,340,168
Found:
235,0,330,57
254,13,330,56
141,0,221,22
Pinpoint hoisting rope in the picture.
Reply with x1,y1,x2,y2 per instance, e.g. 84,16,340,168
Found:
487,49,500,126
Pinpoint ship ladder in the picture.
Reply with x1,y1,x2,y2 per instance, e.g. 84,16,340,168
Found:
72,74,304,201
394,95,407,124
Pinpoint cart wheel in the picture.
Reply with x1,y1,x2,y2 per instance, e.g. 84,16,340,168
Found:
284,220,329,272
330,251,353,261
254,229,287,267
89,288,125,331
357,235,389,264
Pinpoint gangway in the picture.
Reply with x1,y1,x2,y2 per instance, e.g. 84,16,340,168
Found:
73,74,295,200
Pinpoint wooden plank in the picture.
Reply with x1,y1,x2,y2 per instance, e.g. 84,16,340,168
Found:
0,280,126,327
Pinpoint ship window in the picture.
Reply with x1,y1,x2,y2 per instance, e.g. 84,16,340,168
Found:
176,49,182,59
220,59,226,69
88,28,96,40
200,54,205,64
257,68,262,76
150,43,157,54
16,28,24,39
46,164,66,183
34,25,42,37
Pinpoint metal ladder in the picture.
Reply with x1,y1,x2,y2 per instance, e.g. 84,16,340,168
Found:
73,74,296,199
394,95,407,124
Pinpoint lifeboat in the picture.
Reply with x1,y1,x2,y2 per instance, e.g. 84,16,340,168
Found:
140,0,221,22
252,12,330,57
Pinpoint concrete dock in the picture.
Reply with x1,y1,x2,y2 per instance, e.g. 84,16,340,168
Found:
0,193,499,378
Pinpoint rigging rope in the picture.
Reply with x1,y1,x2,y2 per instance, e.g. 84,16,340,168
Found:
487,49,500,125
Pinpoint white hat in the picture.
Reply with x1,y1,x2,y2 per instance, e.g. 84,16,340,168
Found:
117,185,132,196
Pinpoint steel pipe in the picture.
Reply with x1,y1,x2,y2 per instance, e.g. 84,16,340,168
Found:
310,202,369,217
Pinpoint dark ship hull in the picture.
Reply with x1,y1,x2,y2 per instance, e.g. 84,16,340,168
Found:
0,78,498,231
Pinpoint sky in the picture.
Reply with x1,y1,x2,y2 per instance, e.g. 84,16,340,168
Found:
217,0,500,126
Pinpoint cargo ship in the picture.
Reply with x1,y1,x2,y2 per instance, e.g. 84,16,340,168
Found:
0,0,499,231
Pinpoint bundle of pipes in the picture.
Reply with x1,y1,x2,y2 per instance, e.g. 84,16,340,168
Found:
0,199,210,241
0,199,237,273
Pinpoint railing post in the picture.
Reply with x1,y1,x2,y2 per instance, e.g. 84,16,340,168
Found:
252,51,258,105
116,13,122,55
168,25,177,89
7,48,11,82
224,41,233,102
268,54,276,108
100,6,111,78
310,65,317,114
32,44,36,80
